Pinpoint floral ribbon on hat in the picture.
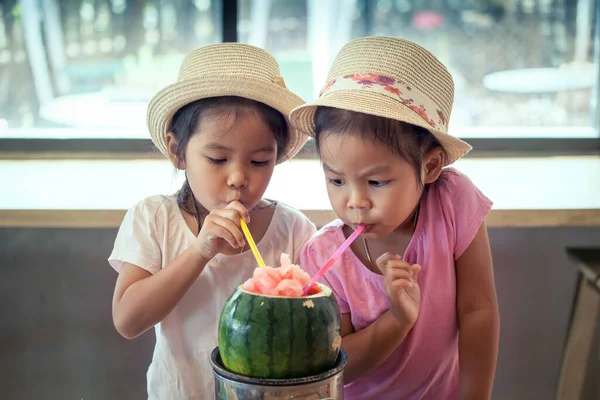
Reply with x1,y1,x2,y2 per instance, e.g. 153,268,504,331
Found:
319,73,448,133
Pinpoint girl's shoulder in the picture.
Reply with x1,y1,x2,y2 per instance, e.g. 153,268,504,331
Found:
433,167,478,196
126,194,178,218
427,167,491,210
302,219,345,252
121,194,183,233
110,195,183,274
133,194,177,210
269,200,316,231
425,168,493,259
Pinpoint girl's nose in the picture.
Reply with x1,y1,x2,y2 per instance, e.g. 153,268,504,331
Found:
347,190,371,210
227,168,248,189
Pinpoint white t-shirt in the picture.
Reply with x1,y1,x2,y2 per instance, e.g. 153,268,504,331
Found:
108,195,316,399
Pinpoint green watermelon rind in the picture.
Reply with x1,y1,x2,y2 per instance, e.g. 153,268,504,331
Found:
218,283,342,380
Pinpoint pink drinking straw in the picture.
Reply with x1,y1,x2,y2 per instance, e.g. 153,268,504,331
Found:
302,224,366,296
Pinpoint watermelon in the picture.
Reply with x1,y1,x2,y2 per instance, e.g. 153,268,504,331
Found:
218,282,342,379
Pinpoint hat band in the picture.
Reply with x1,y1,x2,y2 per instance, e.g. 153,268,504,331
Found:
319,73,448,133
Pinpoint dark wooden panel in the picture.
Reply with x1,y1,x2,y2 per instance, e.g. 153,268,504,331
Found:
1,227,600,399
0,228,153,400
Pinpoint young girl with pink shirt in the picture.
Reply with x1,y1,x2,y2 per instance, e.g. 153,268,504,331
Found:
290,36,500,399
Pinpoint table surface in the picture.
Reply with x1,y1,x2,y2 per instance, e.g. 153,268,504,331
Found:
483,67,594,94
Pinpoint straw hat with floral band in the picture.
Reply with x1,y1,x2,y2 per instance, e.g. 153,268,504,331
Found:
147,43,307,163
289,36,472,166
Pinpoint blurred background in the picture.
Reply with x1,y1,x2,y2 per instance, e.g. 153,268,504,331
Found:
0,0,597,140
1,1,599,400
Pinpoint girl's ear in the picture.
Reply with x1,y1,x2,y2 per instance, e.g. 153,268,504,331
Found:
166,132,185,170
422,147,444,184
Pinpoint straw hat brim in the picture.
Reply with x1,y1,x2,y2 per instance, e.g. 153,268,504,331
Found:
148,76,307,162
290,89,472,166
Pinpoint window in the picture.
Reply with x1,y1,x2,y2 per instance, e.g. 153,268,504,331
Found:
0,0,222,138
239,0,599,139
0,0,598,155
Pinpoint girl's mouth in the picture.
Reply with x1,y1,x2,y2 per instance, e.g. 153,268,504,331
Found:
227,199,246,208
354,223,373,233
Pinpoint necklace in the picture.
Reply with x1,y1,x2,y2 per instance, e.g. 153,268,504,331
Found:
363,205,420,272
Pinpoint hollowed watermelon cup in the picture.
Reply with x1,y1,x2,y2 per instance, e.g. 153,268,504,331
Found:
217,282,342,380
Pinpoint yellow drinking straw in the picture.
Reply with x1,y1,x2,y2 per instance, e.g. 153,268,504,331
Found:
240,219,266,268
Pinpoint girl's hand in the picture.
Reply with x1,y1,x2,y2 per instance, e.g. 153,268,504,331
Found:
193,201,250,260
377,253,421,327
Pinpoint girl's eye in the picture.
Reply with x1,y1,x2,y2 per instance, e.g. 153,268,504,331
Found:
251,160,270,166
369,180,389,187
207,157,226,164
329,179,344,186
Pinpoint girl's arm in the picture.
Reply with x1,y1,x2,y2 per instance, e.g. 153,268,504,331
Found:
112,201,249,339
456,222,500,400
340,310,413,383
112,246,209,339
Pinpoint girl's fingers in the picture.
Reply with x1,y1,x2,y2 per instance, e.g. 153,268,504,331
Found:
386,269,414,282
390,279,415,291
386,261,420,279
213,208,243,224
224,201,250,223
375,252,402,270
208,217,245,248
213,226,239,249
375,253,421,282
386,259,413,272
411,264,421,277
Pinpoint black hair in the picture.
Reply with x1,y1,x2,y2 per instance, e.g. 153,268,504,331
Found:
314,107,446,186
170,96,288,222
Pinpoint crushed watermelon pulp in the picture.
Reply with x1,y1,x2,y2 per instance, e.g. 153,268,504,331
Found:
242,253,321,297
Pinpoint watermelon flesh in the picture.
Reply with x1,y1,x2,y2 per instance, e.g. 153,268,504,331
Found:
242,253,319,297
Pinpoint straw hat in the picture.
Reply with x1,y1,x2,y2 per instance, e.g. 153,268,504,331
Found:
147,43,307,162
289,36,471,165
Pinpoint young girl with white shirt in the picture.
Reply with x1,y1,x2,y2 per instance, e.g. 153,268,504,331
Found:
108,43,316,399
